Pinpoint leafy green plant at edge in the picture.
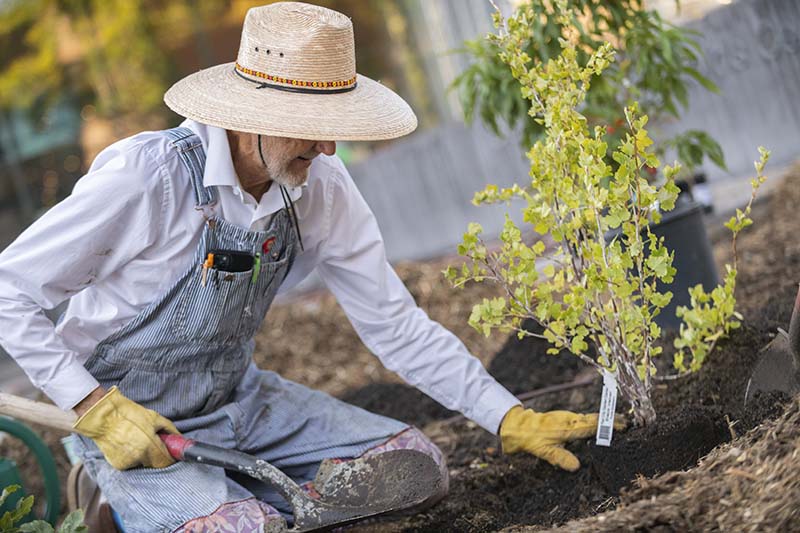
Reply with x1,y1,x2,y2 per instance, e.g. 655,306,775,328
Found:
1,485,87,533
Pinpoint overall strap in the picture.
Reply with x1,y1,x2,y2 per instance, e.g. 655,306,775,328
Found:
164,127,216,208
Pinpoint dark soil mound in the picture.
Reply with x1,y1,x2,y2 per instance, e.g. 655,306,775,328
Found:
487,321,584,395
341,383,457,427
588,406,730,494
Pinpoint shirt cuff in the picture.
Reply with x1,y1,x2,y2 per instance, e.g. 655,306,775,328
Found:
39,361,101,411
467,383,522,434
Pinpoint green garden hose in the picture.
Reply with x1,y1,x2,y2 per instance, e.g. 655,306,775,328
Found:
0,416,60,525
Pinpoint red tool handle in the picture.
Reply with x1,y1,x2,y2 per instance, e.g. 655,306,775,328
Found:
158,433,247,474
157,433,269,488
159,433,194,460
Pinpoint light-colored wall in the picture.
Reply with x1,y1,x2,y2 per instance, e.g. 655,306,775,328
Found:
656,0,800,181
348,120,529,262
403,0,513,122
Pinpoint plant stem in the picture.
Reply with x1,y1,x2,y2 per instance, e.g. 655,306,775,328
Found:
617,358,657,426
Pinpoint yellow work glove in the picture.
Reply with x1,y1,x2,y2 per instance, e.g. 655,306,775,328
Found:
73,386,180,470
499,406,626,472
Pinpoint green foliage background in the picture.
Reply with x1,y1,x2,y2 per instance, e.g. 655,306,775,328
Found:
0,0,214,118
452,0,725,173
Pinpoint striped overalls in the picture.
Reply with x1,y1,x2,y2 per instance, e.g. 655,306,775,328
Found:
73,128,446,532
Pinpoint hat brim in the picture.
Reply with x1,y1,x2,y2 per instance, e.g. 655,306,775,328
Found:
164,62,417,141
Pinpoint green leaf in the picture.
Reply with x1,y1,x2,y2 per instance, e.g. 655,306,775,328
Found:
0,485,20,508
57,510,89,533
684,66,720,93
19,521,55,533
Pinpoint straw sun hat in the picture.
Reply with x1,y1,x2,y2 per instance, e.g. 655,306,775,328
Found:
164,1,417,141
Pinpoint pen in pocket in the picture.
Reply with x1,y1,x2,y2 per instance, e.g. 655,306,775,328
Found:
201,253,214,287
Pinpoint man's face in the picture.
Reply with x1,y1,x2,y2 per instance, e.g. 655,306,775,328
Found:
259,136,337,188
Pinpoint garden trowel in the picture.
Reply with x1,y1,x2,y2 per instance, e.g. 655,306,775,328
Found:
0,392,443,532
744,284,800,405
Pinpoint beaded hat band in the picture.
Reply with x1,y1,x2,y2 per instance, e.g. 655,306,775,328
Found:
233,62,357,93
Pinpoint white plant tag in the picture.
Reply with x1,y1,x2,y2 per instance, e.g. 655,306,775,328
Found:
595,369,618,447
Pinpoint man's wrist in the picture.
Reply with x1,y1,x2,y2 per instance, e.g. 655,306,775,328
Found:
73,386,108,417
500,404,524,430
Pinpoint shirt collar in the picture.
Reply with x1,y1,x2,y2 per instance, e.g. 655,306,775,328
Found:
181,119,305,216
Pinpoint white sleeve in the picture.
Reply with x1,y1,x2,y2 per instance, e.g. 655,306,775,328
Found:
0,139,166,410
316,163,520,434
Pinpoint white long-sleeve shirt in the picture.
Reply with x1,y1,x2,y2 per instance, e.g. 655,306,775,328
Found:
0,119,520,433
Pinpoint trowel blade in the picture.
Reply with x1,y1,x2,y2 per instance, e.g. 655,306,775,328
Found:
745,330,800,405
313,449,442,509
289,450,443,532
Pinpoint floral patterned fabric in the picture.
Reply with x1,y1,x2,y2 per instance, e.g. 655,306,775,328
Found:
174,427,447,532
175,498,284,532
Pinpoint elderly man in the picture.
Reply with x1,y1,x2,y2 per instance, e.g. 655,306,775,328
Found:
0,2,618,531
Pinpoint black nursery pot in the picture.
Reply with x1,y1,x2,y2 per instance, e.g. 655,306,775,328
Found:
649,201,719,330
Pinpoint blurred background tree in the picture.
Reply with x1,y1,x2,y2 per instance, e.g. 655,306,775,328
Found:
0,0,439,231
452,0,726,175
0,0,233,134
0,0,435,148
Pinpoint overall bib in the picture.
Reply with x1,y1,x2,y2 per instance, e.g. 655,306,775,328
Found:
73,128,418,532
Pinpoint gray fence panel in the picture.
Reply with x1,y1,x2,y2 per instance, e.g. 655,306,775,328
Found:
348,121,530,262
656,0,800,180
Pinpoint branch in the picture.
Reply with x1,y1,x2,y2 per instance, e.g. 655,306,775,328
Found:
653,370,690,381
628,114,655,391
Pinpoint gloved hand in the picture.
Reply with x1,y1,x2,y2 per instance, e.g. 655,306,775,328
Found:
72,386,180,470
499,405,626,471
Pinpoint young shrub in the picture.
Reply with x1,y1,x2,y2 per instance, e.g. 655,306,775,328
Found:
446,4,767,426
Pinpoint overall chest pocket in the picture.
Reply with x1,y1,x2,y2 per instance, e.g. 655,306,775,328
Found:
172,256,288,343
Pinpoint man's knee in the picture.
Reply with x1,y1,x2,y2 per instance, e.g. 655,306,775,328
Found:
172,498,286,533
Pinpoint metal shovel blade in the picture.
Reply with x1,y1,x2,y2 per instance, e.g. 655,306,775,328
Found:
313,448,442,510
297,449,442,531
745,329,800,404
744,285,800,405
